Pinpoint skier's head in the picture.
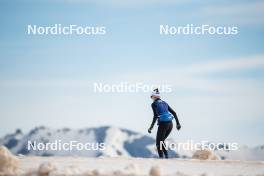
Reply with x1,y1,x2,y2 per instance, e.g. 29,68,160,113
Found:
150,88,160,100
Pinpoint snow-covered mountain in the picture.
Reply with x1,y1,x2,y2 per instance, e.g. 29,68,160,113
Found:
0,126,263,161
0,126,177,158
215,145,264,161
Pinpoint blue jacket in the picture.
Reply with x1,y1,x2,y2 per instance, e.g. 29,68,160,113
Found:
150,98,180,127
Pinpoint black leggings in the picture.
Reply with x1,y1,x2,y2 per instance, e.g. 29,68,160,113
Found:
156,121,173,158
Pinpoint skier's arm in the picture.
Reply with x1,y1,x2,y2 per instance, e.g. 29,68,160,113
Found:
168,105,180,126
149,104,158,130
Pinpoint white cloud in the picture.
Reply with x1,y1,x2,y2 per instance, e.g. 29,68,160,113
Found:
115,55,264,95
202,1,264,25
1,55,263,95
184,55,264,74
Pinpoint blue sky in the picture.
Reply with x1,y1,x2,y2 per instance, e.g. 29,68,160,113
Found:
0,0,264,146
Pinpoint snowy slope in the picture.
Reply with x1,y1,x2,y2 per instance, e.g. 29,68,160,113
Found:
216,145,264,161
1,144,264,176
15,156,264,176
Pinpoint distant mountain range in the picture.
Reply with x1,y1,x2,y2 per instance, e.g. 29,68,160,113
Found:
0,126,177,158
0,126,263,161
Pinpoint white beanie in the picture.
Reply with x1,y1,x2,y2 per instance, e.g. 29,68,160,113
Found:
150,88,160,98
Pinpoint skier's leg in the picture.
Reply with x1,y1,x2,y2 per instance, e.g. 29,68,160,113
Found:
161,141,168,158
164,122,173,140
156,124,167,158
162,122,173,158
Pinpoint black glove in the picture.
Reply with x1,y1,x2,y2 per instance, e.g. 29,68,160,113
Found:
176,124,181,130
148,127,152,133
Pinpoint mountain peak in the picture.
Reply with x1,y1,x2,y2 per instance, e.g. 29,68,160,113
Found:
0,126,158,158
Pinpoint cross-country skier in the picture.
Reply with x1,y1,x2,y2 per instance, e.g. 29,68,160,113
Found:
148,88,181,158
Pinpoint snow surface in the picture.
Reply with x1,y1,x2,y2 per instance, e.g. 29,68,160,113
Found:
17,156,264,176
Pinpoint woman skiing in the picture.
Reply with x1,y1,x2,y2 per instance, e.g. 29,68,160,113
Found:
148,88,181,158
